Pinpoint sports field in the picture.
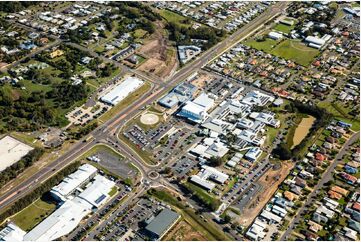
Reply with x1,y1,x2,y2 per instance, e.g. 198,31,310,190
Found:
270,40,319,66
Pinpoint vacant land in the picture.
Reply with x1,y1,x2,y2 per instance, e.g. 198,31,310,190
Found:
159,9,193,28
273,23,295,34
11,195,56,231
237,161,294,227
137,21,178,78
164,219,207,241
271,40,319,66
244,38,279,52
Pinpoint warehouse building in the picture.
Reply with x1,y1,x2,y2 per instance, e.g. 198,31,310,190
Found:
0,223,26,242
100,76,144,106
158,82,197,109
268,31,283,40
0,136,34,172
178,92,215,123
51,164,97,201
23,198,92,241
145,209,180,240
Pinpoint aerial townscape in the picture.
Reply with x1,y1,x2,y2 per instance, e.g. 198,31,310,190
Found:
0,1,359,242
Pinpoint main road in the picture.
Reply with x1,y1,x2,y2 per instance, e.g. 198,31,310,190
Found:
0,2,289,211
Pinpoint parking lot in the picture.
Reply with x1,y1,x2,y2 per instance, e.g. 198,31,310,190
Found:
171,155,198,178
88,150,138,180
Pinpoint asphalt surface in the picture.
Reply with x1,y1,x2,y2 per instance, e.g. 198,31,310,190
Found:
280,131,360,240
0,3,290,235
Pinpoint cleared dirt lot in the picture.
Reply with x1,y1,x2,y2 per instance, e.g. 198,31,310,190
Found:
164,220,207,241
237,161,294,227
137,21,177,78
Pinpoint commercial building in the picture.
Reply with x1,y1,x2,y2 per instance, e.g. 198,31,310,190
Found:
23,199,92,241
158,82,197,109
178,45,202,64
178,92,215,123
190,165,229,191
145,209,180,240
0,136,34,172
249,112,280,128
268,31,283,40
245,147,262,162
77,174,115,208
0,223,26,242
51,163,97,201
100,76,144,106
241,90,275,107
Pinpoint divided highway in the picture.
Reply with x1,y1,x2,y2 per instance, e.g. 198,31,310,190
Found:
0,2,289,213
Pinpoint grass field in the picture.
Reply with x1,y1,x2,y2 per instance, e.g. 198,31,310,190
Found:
244,38,279,52
318,101,360,131
184,182,220,208
11,195,56,231
159,9,193,28
273,23,295,34
270,40,319,66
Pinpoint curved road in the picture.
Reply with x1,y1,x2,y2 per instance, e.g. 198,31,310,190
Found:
0,2,289,212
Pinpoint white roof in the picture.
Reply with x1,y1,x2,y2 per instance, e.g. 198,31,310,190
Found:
193,93,215,111
100,76,144,105
190,175,216,190
0,223,26,242
260,210,283,223
305,36,326,46
51,164,97,200
245,147,262,160
0,136,34,172
205,142,229,158
24,199,92,241
241,90,274,107
78,175,115,208
199,165,229,184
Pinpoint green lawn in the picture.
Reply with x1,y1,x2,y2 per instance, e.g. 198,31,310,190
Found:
108,186,118,196
184,182,221,209
159,9,193,28
244,38,279,52
318,101,360,131
270,40,319,66
11,196,56,231
273,23,295,34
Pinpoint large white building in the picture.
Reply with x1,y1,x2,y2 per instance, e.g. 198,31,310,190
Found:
3,164,115,241
0,136,34,172
51,163,97,201
100,76,144,106
23,198,92,241
178,92,215,123
190,165,229,191
241,90,275,107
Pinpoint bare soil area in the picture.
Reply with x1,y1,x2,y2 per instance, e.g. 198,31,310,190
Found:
164,220,207,241
238,161,294,227
137,21,177,79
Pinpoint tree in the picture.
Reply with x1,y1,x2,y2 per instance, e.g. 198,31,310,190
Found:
223,214,232,224
209,156,223,167
272,143,292,160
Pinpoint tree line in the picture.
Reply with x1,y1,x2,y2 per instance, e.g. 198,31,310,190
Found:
272,101,332,160
0,147,44,189
0,161,81,225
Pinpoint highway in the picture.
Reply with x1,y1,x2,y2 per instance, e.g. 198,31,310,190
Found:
0,1,289,218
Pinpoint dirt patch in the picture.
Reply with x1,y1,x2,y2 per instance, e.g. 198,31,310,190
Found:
190,72,214,90
292,115,316,148
164,220,207,241
137,21,177,78
238,161,294,227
